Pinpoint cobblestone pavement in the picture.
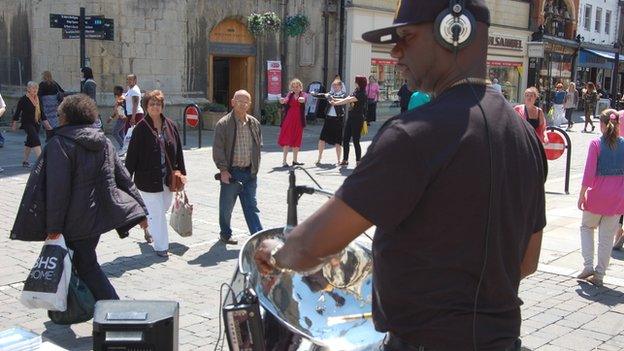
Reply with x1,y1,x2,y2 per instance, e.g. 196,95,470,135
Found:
1,111,624,350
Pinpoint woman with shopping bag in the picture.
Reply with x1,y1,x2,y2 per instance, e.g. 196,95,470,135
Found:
11,94,148,302
125,90,187,257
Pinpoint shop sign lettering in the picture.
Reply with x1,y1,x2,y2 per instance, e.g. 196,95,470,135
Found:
489,35,523,51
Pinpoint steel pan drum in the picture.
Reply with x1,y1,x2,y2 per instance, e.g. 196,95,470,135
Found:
237,228,384,350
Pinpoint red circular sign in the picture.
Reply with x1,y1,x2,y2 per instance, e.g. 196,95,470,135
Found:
185,106,200,128
544,131,566,160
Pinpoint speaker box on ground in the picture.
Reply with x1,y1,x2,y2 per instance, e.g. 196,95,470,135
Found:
93,300,179,351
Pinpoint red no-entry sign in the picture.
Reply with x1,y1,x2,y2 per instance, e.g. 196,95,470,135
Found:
544,131,566,160
185,105,200,128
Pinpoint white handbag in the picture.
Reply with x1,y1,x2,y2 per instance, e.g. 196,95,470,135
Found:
170,191,193,237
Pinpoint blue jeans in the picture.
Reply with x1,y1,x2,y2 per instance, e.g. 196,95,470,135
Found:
219,167,263,239
111,119,126,148
0,130,4,146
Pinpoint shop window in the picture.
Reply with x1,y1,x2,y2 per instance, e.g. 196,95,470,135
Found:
371,59,401,102
487,61,522,103
584,5,592,31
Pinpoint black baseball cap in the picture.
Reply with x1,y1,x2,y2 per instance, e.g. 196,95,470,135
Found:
362,0,491,44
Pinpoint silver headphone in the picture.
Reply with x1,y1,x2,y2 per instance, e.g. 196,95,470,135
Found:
434,0,476,51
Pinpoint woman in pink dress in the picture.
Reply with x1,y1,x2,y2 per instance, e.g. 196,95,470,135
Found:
577,109,624,287
278,79,307,167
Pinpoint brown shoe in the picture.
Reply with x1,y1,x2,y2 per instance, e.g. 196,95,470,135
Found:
576,268,594,280
586,275,603,287
220,237,238,245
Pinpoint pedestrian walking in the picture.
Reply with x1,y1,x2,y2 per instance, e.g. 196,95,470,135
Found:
213,90,263,245
12,81,53,168
278,78,306,167
491,78,502,94
397,80,411,113
124,74,144,131
11,94,148,301
38,71,64,137
564,82,579,131
254,2,546,350
106,86,127,149
552,83,566,127
0,91,5,148
125,90,186,257
577,109,624,287
330,75,368,166
314,78,346,165
366,75,380,124
582,82,598,133
514,87,548,144
81,67,102,129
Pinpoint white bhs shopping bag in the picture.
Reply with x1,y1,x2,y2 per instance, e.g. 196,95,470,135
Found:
20,235,71,311
118,125,135,157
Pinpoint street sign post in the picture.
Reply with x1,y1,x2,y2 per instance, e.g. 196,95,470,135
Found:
546,127,572,194
182,104,203,148
50,10,115,68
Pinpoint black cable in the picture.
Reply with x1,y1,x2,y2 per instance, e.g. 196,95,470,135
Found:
467,84,493,351
214,282,238,351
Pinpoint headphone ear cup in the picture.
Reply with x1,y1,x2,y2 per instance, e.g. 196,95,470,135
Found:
434,8,477,51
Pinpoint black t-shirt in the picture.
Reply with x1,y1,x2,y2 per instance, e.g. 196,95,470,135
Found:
38,81,63,96
349,89,367,120
335,85,547,351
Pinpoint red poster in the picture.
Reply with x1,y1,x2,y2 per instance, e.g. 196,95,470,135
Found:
267,61,282,100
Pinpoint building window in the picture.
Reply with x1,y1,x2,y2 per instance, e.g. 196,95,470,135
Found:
584,5,592,30
606,10,611,34
595,7,602,33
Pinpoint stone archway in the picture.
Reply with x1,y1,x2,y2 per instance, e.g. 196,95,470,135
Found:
207,18,256,107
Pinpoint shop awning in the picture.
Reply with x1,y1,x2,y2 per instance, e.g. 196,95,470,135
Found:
581,48,624,62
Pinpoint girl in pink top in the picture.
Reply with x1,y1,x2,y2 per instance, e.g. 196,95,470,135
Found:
577,109,624,286
366,75,380,124
513,87,548,144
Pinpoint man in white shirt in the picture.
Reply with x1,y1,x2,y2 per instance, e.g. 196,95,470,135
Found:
492,78,503,94
124,74,144,129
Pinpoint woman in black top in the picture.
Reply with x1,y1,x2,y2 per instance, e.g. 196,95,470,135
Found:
312,78,346,165
125,90,186,257
330,75,368,166
12,81,52,167
38,71,64,131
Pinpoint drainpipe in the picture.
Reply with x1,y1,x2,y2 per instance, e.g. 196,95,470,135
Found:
323,0,330,86
281,0,289,93
338,0,345,77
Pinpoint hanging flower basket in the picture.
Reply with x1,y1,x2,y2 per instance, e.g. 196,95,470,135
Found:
247,11,282,36
247,13,264,35
284,14,310,37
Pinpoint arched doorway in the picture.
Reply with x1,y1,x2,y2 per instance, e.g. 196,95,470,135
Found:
208,18,256,108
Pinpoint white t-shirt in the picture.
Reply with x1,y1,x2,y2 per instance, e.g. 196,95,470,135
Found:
124,85,144,115
0,93,5,110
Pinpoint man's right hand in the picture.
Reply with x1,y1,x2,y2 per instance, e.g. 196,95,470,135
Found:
220,170,231,184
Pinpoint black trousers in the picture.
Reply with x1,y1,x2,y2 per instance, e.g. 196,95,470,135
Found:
381,334,522,351
67,235,119,301
342,117,363,162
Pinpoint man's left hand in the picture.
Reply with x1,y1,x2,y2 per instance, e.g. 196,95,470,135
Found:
47,233,62,240
254,239,283,275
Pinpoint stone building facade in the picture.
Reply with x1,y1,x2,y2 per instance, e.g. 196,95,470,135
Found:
0,0,343,115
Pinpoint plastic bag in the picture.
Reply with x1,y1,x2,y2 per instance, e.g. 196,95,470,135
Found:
118,125,135,157
48,271,95,325
20,235,71,311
